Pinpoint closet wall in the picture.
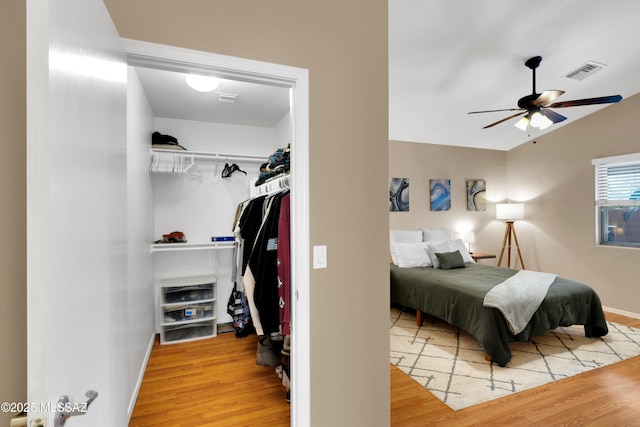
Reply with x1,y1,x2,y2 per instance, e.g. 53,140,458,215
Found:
136,73,291,327
125,67,161,413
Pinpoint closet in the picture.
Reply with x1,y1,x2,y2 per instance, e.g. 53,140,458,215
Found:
120,37,311,421
129,60,293,373
149,142,281,333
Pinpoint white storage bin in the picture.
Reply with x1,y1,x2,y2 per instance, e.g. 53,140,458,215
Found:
160,274,217,344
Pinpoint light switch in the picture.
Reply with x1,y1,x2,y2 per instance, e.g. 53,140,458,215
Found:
313,245,327,269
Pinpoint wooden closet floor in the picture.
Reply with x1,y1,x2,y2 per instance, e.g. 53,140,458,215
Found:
129,331,290,427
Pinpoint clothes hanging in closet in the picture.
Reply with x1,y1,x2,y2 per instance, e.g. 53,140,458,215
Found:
249,191,288,336
235,195,267,335
234,189,290,336
238,194,267,274
277,193,291,336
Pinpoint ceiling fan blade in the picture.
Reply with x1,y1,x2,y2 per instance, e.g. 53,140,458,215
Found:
548,95,622,109
541,108,567,123
482,111,527,129
533,90,565,106
468,107,524,114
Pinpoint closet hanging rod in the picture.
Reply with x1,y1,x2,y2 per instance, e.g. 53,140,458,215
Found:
150,148,267,164
254,173,291,196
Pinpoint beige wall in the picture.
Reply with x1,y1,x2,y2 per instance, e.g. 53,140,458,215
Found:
0,1,27,425
506,93,640,315
389,141,507,256
103,1,390,425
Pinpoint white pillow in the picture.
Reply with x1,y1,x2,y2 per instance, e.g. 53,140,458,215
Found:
426,240,451,268
391,242,432,268
390,230,423,244
449,239,475,264
422,228,453,242
427,239,475,268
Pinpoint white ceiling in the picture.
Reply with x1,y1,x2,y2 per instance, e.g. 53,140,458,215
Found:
134,66,290,128
134,1,640,151
389,0,640,150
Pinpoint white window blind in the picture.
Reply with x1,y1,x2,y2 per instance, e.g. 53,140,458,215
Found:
593,153,640,207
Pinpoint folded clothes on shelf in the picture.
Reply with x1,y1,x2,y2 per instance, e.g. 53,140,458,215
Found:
152,131,187,150
155,231,187,244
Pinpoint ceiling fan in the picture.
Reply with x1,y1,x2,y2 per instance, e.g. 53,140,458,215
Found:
468,56,622,131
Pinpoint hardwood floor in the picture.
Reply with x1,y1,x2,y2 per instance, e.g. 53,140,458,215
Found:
390,311,640,426
129,330,290,427
130,312,640,426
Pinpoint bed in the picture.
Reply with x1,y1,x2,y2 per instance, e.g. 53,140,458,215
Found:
389,229,608,366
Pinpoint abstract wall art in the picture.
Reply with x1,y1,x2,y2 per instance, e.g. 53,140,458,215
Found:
467,179,486,211
430,179,451,211
389,177,410,212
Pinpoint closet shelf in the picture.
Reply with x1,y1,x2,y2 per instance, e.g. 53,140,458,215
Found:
150,148,267,163
150,149,267,174
150,241,236,254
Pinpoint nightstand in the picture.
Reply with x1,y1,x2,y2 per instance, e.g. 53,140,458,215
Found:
470,252,496,262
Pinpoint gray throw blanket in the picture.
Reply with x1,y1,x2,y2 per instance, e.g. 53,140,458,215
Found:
483,270,557,334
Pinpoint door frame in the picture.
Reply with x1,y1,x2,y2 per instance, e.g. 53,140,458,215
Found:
122,38,310,426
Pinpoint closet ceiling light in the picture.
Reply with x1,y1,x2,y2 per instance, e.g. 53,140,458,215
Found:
185,74,220,93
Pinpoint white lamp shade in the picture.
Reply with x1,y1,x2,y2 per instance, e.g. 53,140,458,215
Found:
463,232,475,244
496,203,524,220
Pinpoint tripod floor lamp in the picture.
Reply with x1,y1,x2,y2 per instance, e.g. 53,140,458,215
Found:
496,203,525,269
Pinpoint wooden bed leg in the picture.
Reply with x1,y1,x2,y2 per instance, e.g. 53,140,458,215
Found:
484,353,491,363
416,311,424,326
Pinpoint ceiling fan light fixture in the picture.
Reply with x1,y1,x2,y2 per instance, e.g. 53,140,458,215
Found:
537,114,553,130
529,111,553,130
529,111,543,128
185,74,219,93
514,116,529,131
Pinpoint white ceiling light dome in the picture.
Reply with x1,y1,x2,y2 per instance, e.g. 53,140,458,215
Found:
185,74,220,92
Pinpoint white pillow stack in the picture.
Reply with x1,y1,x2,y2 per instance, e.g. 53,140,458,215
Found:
390,228,475,268
390,242,432,268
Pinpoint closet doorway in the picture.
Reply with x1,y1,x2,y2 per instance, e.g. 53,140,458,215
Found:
124,39,310,426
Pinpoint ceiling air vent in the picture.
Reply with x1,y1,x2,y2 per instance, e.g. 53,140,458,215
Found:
564,61,606,81
217,93,239,104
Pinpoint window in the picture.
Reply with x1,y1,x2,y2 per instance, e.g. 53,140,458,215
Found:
593,153,640,247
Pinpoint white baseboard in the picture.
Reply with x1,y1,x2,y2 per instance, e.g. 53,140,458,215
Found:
127,332,157,417
603,306,640,320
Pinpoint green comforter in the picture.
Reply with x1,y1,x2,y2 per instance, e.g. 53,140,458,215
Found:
390,262,608,366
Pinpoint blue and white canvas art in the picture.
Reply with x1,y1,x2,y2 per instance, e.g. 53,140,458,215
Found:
430,179,451,211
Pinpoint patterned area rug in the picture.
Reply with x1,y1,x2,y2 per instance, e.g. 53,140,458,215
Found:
390,306,640,411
